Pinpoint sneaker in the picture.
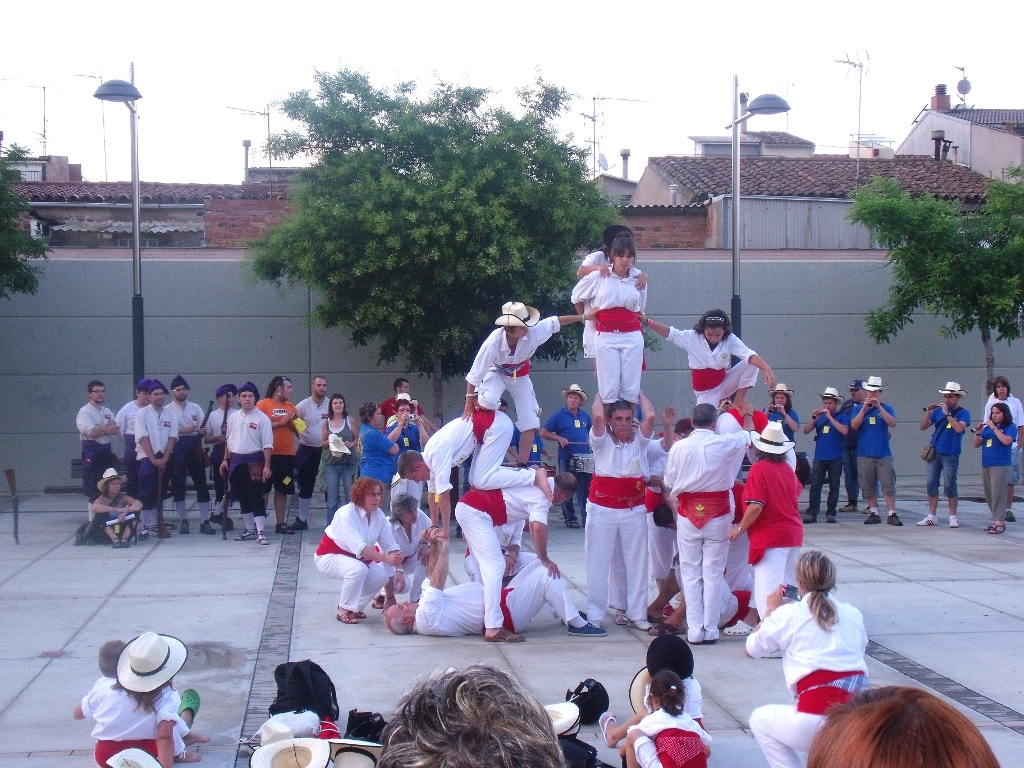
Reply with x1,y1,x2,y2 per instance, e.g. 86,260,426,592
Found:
1006,511,1016,522
235,529,257,541
625,618,652,631
840,502,859,513
887,513,903,526
614,610,628,626
826,514,837,524
864,513,882,525
275,522,294,535
257,533,270,545
802,513,818,524
949,517,960,529
568,622,607,637
199,521,216,535
138,525,149,541
722,619,754,637
916,515,937,526
292,519,309,531
178,519,190,535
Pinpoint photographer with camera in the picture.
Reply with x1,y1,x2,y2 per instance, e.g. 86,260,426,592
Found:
764,384,800,442
916,383,970,529
849,377,900,526
385,400,428,455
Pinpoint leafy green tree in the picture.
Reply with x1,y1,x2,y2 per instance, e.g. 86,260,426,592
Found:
0,144,49,298
250,70,616,420
848,172,1024,392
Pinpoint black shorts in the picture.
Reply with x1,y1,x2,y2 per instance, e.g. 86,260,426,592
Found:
266,454,296,495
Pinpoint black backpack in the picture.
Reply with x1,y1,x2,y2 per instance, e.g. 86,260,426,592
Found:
559,734,598,768
268,660,340,722
566,678,609,725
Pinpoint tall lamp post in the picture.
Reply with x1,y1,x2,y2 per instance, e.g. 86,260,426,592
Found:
93,75,144,385
726,76,790,337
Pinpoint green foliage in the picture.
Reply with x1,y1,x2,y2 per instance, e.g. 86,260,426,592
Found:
250,69,617,382
0,144,49,298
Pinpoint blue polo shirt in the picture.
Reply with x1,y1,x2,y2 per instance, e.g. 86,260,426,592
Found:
927,406,970,457
544,406,593,463
766,407,800,441
359,424,397,482
511,426,543,467
384,416,422,454
980,424,1016,467
851,403,896,458
812,412,849,461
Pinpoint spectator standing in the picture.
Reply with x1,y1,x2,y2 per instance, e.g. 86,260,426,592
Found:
134,381,177,540
322,393,359,522
984,376,1024,522
850,376,900,526
115,380,150,498
384,400,427,455
167,376,210,535
204,383,237,532
541,383,593,528
358,402,400,511
222,382,273,544
77,380,120,508
765,384,800,442
293,376,330,531
256,376,299,535
802,388,850,524
837,380,866,512
916,382,970,528
974,402,1017,535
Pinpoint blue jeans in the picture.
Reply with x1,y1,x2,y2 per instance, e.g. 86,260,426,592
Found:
323,462,356,523
808,457,843,516
925,452,960,498
842,446,859,502
558,456,592,525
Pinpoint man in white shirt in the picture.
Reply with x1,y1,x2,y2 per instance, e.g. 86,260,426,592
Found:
76,380,120,508
221,381,274,543
664,402,755,644
294,376,329,530
167,375,210,535
115,379,150,498
134,380,179,539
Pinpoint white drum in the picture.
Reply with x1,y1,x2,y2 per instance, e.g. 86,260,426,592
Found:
569,453,595,474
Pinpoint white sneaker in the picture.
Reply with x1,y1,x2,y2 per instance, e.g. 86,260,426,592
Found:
625,618,652,631
916,515,937,526
723,619,754,637
949,517,960,528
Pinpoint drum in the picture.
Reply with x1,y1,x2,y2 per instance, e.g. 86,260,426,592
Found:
569,453,595,474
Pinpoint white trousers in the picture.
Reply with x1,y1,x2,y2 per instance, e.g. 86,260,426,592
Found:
506,559,581,631
694,360,759,405
314,553,391,613
753,547,801,618
465,550,536,583
648,514,677,581
468,414,535,491
608,537,627,612
594,329,644,404
749,704,825,768
676,514,731,642
481,370,541,431
395,555,428,602
585,501,649,622
454,503,507,630
725,531,754,593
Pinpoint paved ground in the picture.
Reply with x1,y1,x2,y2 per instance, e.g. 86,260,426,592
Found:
1,482,1022,768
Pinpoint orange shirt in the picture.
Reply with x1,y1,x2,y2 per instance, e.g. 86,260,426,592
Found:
256,398,298,456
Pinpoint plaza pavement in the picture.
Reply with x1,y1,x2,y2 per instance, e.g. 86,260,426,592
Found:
1,482,1023,768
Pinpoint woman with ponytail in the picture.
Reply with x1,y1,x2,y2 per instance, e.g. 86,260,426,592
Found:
744,550,869,768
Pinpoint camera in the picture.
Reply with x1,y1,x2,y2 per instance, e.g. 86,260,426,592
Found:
782,584,800,601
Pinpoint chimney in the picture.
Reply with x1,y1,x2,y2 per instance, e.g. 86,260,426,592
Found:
620,148,631,180
669,184,679,206
931,130,945,161
242,139,252,183
931,84,951,111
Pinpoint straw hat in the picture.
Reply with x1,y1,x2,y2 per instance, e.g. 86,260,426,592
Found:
106,749,162,768
862,376,886,392
629,635,695,713
939,381,967,397
327,739,384,768
751,421,795,455
818,387,844,401
250,739,331,768
116,632,188,693
494,301,540,328
561,384,589,405
768,383,794,396
97,466,127,493
544,702,581,736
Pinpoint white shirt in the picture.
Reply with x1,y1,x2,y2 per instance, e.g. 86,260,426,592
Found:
226,407,273,455
664,429,751,497
422,417,477,494
414,581,485,636
636,677,705,722
168,399,204,437
646,440,670,491
591,429,650,479
80,677,181,740
633,708,711,748
746,597,868,695
502,478,555,526
667,327,755,370
391,476,425,509
324,501,399,556
134,404,179,458
76,403,116,443
466,316,562,386
295,396,330,447
115,400,142,438
391,509,432,560
985,394,1024,446
206,406,237,444
570,270,647,314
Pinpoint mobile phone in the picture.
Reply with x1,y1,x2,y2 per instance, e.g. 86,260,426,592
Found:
782,584,800,601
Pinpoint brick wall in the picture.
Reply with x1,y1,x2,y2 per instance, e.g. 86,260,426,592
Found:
620,207,708,249
203,198,294,247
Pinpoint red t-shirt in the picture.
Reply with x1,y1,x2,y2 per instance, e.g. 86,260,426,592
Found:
380,397,425,422
742,459,803,558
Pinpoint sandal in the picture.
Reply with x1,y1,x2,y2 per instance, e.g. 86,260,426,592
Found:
178,689,200,719
337,611,360,624
648,622,683,636
599,712,617,747
987,522,1006,534
565,520,580,529
354,611,367,620
484,627,525,643
371,594,387,610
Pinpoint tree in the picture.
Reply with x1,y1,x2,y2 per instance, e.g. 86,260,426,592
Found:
848,172,1024,393
0,144,49,298
250,70,616,420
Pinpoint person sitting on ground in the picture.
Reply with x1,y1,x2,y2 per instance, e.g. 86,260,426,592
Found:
88,469,143,548
379,664,565,768
622,669,712,768
805,686,1000,768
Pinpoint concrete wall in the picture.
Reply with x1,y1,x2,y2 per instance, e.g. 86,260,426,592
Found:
3,248,1023,492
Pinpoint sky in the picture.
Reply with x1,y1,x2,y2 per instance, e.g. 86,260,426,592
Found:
0,0,1017,186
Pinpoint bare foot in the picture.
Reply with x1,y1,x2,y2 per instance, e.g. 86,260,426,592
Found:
184,733,211,745
175,751,202,763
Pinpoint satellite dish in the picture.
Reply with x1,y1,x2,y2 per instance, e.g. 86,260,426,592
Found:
598,153,609,171
957,78,971,96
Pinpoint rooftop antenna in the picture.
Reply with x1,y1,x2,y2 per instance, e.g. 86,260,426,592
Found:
77,73,108,181
227,104,273,197
26,84,48,155
954,66,971,107
580,94,649,178
836,52,869,181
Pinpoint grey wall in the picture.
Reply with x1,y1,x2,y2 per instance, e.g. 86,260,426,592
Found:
3,250,1023,492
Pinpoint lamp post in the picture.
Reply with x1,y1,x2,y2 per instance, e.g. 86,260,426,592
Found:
93,74,144,385
726,76,790,337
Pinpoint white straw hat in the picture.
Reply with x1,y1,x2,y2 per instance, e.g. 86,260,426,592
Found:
544,701,581,736
250,739,332,768
106,749,162,768
494,301,540,328
862,376,886,392
939,381,966,397
116,632,188,693
328,739,384,768
818,387,844,401
561,384,589,405
751,421,795,455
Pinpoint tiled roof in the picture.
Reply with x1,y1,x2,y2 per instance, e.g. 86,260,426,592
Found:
939,108,1024,131
13,181,289,204
649,155,988,202
745,131,815,146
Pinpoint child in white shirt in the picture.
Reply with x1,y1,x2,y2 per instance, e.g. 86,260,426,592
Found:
625,670,711,768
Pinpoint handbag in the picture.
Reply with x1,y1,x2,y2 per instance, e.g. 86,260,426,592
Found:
921,445,936,462
344,709,387,743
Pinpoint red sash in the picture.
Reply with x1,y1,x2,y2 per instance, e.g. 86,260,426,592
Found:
460,487,507,526
676,490,730,529
731,481,746,523
721,590,752,629
691,368,727,392
796,670,864,715
595,307,641,333
472,408,496,443
500,586,516,632
492,360,531,378
315,535,373,565
645,487,664,512
653,728,708,768
589,475,646,509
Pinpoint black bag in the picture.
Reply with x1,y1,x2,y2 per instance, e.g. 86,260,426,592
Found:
344,709,387,742
559,734,597,768
75,516,110,546
795,451,812,486
268,660,340,722
566,678,609,725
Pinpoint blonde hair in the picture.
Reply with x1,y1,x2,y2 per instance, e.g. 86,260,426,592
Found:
796,550,839,631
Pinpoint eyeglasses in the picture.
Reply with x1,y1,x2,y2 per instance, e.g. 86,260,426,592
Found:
90,388,105,394
172,387,188,392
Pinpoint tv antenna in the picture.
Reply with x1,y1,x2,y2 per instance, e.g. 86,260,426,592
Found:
954,66,971,106
227,104,273,196
580,95,649,178
27,84,49,155
77,73,108,181
836,52,869,181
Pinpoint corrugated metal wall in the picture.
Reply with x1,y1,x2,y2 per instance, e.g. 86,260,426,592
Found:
713,196,878,250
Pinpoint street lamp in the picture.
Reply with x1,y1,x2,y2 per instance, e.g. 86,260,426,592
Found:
726,77,790,337
93,76,144,386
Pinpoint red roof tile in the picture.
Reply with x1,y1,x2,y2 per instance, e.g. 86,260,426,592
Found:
745,131,815,146
13,181,289,204
649,155,988,203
